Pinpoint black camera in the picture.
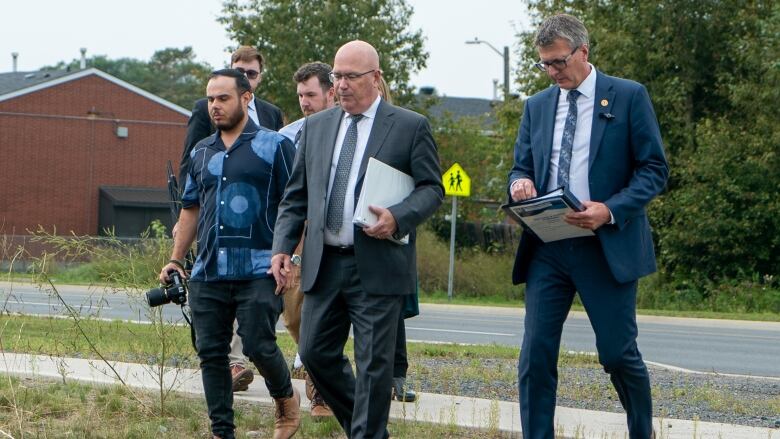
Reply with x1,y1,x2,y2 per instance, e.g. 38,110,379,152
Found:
146,270,187,307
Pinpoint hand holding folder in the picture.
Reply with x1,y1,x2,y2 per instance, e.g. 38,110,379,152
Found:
501,187,595,243
353,158,414,245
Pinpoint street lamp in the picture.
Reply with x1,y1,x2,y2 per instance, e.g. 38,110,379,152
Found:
465,37,510,99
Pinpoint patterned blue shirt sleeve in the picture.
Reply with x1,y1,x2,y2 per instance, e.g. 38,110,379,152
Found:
181,173,199,208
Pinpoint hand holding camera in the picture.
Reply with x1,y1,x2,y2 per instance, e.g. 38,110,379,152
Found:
149,260,189,307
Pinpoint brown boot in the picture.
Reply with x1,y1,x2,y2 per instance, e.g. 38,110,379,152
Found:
304,371,315,401
230,364,254,392
273,388,301,439
310,387,334,420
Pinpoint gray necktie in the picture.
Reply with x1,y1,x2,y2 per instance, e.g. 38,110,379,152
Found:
326,114,364,233
557,89,581,188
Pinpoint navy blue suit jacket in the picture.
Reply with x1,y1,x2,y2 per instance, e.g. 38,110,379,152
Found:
508,71,669,284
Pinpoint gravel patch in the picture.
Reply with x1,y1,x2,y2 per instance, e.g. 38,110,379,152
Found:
405,357,780,429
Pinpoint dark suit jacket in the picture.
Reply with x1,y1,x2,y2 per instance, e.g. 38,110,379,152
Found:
272,100,444,296
508,71,669,284
179,96,284,184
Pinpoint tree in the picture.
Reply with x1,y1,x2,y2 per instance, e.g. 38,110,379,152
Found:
44,47,213,109
219,0,427,119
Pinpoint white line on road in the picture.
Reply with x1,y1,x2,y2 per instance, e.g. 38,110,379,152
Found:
4,302,112,309
406,326,515,337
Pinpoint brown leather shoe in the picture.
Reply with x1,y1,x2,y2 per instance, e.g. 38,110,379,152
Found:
230,364,254,392
309,387,334,420
273,388,301,439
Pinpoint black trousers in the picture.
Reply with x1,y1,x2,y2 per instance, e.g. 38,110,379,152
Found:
189,278,293,439
299,253,403,439
393,313,408,378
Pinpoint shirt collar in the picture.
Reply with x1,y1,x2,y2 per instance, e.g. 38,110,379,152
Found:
561,63,596,100
344,94,382,121
208,118,259,148
247,97,256,111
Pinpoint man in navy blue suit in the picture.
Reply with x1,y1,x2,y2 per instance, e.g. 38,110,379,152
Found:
508,14,668,439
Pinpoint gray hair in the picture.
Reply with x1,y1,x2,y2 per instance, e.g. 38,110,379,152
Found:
534,14,589,49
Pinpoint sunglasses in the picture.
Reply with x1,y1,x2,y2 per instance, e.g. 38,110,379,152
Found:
235,67,260,80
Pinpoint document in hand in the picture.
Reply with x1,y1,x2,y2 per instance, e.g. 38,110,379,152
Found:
501,187,594,243
353,157,413,245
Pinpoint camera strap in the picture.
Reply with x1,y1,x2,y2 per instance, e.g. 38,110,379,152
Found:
180,305,198,351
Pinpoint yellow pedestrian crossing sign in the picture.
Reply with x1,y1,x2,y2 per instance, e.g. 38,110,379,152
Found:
443,163,471,197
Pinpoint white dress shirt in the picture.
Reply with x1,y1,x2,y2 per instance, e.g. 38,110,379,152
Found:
546,64,597,202
324,95,381,246
247,98,260,127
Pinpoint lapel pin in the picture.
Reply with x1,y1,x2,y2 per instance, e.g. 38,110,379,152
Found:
600,99,609,107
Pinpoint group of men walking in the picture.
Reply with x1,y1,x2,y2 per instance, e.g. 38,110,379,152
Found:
159,12,668,439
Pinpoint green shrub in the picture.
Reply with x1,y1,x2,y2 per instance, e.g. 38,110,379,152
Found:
416,227,522,300
28,220,171,290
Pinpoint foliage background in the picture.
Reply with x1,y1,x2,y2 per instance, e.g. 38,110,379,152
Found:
33,0,780,306
219,0,427,119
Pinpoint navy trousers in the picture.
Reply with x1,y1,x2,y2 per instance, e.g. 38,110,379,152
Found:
518,237,652,439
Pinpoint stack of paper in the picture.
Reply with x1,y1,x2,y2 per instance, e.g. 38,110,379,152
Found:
353,157,414,245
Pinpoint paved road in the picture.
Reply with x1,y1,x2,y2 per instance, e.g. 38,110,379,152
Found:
2,281,778,377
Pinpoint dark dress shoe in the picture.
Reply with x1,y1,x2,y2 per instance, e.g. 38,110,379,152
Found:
392,377,417,402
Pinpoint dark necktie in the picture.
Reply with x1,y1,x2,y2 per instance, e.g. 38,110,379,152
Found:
326,114,364,233
293,127,302,147
557,89,581,188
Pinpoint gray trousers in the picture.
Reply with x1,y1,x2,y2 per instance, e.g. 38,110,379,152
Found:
299,252,402,439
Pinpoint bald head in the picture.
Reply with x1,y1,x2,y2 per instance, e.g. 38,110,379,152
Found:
335,40,380,70
332,40,382,114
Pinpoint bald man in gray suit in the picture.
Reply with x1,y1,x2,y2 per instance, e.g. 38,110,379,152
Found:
270,40,443,439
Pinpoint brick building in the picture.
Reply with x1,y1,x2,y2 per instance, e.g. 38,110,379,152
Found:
0,68,190,238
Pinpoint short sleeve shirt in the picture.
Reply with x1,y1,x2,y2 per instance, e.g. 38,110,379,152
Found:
182,119,296,281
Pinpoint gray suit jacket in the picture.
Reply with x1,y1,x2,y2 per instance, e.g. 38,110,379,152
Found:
272,100,444,295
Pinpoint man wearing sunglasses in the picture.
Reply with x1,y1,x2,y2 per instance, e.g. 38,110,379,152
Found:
508,14,668,439
180,46,284,184
179,46,285,394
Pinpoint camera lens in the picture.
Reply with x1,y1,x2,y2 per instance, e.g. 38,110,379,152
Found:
145,287,170,307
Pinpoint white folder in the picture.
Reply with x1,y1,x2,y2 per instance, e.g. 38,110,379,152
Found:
353,157,414,245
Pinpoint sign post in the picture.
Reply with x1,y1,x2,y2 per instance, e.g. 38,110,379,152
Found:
442,163,471,301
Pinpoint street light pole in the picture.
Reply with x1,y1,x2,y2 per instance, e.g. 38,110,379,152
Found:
466,37,510,99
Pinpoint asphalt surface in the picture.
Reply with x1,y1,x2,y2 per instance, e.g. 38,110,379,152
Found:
2,281,779,377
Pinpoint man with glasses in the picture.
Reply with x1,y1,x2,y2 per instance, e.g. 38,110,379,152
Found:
270,40,443,439
179,46,285,393
508,14,668,439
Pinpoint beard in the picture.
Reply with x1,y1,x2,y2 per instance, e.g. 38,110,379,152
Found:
213,106,246,131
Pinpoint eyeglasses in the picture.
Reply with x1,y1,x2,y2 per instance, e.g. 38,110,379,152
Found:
329,69,376,83
235,67,260,80
534,47,579,72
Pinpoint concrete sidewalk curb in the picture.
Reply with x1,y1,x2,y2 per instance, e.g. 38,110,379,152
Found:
0,353,775,438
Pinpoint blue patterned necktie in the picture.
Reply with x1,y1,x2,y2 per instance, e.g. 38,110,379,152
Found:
326,114,363,233
557,89,581,188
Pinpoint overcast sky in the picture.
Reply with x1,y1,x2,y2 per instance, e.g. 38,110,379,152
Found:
1,0,530,100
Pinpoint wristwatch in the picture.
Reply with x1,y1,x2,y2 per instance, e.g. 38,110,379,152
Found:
291,254,302,266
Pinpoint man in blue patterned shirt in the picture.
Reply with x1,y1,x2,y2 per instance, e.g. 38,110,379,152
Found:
159,69,299,439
